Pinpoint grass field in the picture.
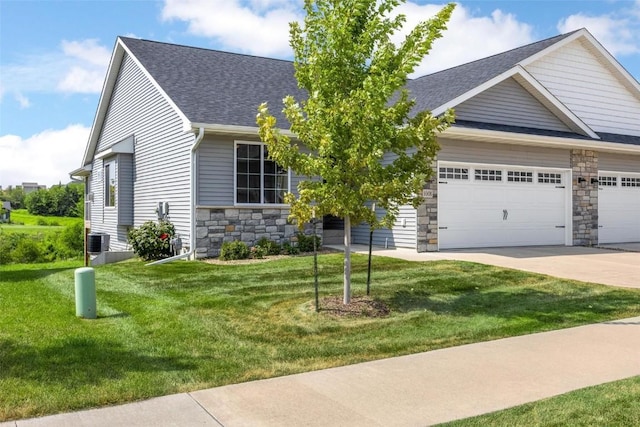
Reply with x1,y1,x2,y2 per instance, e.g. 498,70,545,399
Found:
443,376,640,426
2,254,640,421
6,209,82,228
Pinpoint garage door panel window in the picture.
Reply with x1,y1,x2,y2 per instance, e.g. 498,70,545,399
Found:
538,172,562,184
621,177,640,187
507,171,533,183
439,167,469,180
598,176,617,187
474,169,502,181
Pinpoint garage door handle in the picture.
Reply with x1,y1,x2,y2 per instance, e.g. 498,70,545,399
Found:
555,226,565,228
439,227,448,230
439,181,448,184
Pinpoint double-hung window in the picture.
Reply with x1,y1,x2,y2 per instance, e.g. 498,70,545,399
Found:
235,142,289,204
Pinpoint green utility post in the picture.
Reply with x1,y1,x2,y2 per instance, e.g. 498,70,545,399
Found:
74,267,96,319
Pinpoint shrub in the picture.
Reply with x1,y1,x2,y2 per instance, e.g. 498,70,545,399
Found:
296,233,321,253
128,220,175,261
219,240,250,260
12,238,43,263
250,245,267,259
282,241,299,255
255,237,282,255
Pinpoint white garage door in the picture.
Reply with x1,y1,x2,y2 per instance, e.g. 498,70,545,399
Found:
438,163,570,249
598,172,640,244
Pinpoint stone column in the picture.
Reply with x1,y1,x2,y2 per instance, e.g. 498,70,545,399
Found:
417,173,438,252
570,150,598,246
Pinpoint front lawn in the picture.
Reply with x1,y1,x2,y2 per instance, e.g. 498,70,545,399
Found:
2,254,640,421
442,376,640,426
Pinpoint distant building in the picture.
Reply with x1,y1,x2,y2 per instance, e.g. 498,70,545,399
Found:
1,201,10,222
21,182,47,193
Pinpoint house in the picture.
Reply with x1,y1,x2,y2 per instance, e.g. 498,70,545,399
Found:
0,201,10,223
21,182,47,193
70,28,640,258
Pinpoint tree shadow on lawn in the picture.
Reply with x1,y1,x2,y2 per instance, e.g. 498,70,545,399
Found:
390,288,639,322
0,336,196,386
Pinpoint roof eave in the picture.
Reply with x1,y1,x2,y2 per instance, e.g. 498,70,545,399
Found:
442,126,640,154
189,122,297,139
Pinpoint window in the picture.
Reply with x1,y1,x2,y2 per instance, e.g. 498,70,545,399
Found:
104,160,116,207
507,171,533,183
236,143,289,204
621,177,640,187
439,167,468,180
474,169,502,181
598,176,617,187
538,172,562,184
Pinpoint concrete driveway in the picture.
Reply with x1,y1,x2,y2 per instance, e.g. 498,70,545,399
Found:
344,244,640,289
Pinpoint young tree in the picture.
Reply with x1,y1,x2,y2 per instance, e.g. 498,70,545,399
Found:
257,0,455,304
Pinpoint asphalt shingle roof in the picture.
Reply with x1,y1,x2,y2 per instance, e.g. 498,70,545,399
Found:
121,37,305,128
406,31,579,112
120,30,640,147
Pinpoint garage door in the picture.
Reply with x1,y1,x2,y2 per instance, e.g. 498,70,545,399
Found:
438,163,570,249
598,172,640,244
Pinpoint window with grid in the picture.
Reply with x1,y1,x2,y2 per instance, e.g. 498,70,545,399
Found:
104,159,116,207
598,176,617,187
474,169,502,181
439,167,468,180
537,172,562,184
507,171,533,183
236,143,289,204
621,177,640,187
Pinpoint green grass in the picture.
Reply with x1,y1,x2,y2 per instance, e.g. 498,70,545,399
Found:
441,376,640,426
2,254,640,421
6,209,82,228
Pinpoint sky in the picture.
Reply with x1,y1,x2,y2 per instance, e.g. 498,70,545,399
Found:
1,0,639,189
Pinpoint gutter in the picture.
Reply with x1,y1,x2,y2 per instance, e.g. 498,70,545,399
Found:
147,127,205,266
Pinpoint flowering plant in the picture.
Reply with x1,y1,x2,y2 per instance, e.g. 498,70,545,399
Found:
128,220,175,261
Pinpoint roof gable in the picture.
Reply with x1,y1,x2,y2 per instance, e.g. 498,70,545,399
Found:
119,37,306,128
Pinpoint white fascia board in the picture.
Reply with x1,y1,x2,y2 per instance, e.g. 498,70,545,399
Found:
190,122,298,139
519,28,640,100
431,66,598,139
69,165,93,178
442,126,640,154
119,40,192,132
511,66,599,138
81,39,125,167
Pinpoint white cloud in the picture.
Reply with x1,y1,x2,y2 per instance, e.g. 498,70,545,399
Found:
558,4,640,56
393,3,535,75
15,93,31,109
161,0,302,57
160,1,534,75
0,38,110,103
0,125,90,188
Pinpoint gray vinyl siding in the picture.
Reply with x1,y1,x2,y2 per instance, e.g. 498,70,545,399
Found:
351,151,417,249
117,153,134,226
599,152,640,173
352,205,417,249
438,139,570,168
197,136,235,206
454,78,572,132
90,53,194,250
197,137,306,206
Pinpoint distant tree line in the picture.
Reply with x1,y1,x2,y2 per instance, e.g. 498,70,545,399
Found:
0,183,84,218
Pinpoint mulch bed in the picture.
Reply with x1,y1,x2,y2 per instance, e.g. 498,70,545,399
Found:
320,295,390,318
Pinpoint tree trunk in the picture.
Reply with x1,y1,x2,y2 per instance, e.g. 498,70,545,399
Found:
343,215,351,305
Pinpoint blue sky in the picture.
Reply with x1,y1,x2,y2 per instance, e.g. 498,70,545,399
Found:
1,0,639,188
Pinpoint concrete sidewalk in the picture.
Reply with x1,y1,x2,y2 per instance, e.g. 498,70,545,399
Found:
4,316,640,427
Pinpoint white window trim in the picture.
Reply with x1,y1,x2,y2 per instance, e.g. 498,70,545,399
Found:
233,140,291,206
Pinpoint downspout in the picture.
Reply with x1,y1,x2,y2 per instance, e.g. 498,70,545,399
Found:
147,127,205,266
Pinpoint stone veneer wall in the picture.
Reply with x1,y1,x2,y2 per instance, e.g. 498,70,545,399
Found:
571,149,598,246
416,174,438,252
195,207,322,258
